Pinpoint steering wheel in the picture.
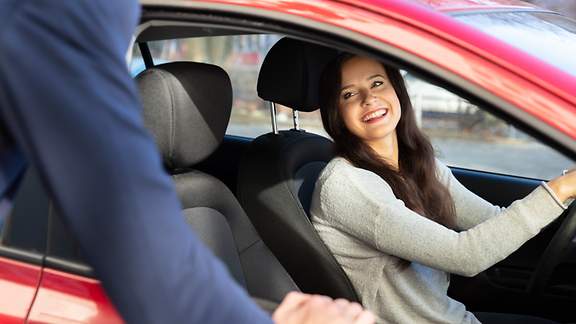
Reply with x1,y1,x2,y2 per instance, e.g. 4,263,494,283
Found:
527,201,576,295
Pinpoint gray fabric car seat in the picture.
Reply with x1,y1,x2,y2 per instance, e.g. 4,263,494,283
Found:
136,61,298,303
237,38,360,302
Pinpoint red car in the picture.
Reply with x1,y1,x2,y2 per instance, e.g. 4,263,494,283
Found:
1,0,575,322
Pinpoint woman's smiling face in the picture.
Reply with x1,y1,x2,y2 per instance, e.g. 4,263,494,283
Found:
338,56,401,147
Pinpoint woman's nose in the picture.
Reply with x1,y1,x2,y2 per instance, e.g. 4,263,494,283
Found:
362,93,378,107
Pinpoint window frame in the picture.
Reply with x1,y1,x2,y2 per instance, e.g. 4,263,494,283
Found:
0,167,49,266
137,6,575,160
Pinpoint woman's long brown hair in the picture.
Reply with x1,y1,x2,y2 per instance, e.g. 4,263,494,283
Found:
319,54,456,236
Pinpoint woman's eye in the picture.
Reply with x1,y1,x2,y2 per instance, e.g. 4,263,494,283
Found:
372,80,384,88
342,92,354,100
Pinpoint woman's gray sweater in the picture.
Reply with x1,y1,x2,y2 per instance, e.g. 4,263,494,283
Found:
310,157,567,324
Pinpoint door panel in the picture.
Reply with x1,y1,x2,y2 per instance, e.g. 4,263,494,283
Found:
0,167,48,323
448,168,575,322
27,268,123,324
452,168,539,206
0,256,42,324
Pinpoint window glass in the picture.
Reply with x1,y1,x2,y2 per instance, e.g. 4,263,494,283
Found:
143,35,573,179
147,34,282,138
0,198,10,242
0,176,19,246
300,72,572,180
404,75,573,179
0,168,48,253
129,45,146,76
274,108,328,137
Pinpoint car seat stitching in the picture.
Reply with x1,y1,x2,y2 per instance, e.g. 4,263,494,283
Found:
156,69,176,166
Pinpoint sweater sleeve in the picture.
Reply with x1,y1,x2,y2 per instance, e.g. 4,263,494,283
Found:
435,160,503,230
434,160,569,230
317,161,565,277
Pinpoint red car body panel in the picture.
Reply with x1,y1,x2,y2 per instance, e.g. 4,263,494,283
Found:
2,0,575,323
27,268,123,324
0,257,42,324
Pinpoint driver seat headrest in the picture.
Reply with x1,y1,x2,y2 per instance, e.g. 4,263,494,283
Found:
257,38,339,112
136,62,232,170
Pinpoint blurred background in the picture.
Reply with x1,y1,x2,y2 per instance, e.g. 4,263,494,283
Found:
528,0,576,18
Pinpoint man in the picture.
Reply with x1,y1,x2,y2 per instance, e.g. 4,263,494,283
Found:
0,1,373,323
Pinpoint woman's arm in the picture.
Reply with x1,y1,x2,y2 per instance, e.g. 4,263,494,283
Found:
435,160,574,230
317,162,568,277
434,160,502,230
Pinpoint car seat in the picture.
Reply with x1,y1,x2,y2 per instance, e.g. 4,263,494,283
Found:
136,61,299,305
237,38,360,302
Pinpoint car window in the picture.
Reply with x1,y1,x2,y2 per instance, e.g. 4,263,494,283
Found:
0,168,48,255
142,34,284,138
0,194,10,238
129,46,146,76
0,199,10,243
273,107,328,137
302,73,573,180
404,75,574,179
134,34,574,180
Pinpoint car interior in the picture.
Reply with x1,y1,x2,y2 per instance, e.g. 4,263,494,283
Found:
131,19,576,321
2,8,575,323
237,37,359,302
136,60,300,306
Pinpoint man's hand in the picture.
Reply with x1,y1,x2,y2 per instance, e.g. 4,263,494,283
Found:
273,292,375,324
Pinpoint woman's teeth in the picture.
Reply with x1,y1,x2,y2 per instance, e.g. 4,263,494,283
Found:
363,109,388,122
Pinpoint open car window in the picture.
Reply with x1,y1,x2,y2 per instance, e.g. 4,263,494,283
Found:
296,71,573,180
402,74,574,179
131,30,574,180
0,167,48,258
133,34,335,138
137,35,281,138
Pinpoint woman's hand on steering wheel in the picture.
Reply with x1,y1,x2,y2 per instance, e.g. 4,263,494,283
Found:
547,168,576,204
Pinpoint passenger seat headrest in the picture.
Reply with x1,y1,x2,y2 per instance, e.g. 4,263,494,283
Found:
257,38,339,112
136,62,232,170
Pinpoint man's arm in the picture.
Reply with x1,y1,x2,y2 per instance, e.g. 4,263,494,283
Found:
0,1,271,323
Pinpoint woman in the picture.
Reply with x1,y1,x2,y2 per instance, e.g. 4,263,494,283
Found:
310,53,575,324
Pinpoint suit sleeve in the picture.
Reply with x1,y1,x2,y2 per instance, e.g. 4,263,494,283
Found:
0,1,272,323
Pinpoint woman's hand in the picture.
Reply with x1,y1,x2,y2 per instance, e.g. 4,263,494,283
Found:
272,292,375,324
547,168,576,203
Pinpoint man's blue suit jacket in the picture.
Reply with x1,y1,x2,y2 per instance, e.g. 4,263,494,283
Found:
0,1,272,323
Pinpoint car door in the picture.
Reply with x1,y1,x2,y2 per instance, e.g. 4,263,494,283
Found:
399,75,576,320
26,208,123,324
0,166,122,323
6,1,573,322
0,168,48,324
139,1,576,321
